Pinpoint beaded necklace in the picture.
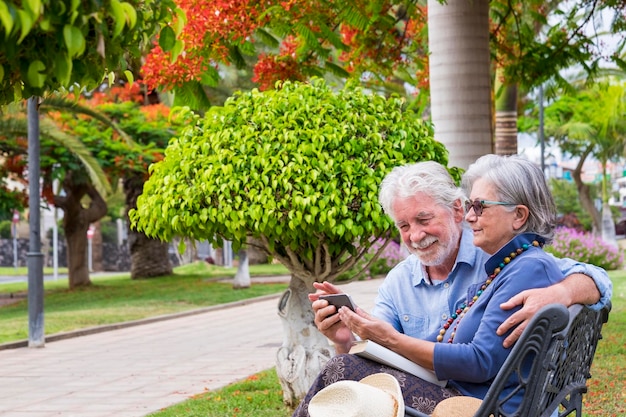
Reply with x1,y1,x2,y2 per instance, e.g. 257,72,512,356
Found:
437,240,543,343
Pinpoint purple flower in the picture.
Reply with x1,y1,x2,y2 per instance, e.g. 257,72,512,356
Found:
545,227,624,270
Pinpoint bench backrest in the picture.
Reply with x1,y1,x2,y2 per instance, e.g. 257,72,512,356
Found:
404,302,610,417
475,303,610,417
538,303,610,417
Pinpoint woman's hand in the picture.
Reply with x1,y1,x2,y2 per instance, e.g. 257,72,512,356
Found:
337,305,396,348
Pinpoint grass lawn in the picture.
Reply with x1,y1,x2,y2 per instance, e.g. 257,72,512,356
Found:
0,266,69,276
0,261,289,345
148,270,626,417
582,269,626,417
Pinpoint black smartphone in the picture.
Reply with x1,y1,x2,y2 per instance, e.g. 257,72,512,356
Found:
319,294,356,312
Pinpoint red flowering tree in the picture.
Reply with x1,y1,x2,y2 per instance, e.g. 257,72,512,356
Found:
140,0,626,126
141,0,430,108
45,85,179,286
0,84,178,288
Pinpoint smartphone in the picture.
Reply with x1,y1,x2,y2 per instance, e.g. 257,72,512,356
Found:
319,294,356,312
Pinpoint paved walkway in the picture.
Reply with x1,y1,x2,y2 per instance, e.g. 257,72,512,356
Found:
0,278,381,417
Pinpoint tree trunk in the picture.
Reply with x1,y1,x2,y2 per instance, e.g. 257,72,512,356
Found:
494,72,518,156
124,173,172,279
171,237,196,266
65,226,91,287
428,0,493,170
128,233,173,278
275,276,334,407
233,249,250,289
601,202,618,247
54,172,108,289
91,220,104,272
572,147,602,234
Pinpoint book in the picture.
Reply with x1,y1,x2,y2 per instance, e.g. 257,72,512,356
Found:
349,339,448,387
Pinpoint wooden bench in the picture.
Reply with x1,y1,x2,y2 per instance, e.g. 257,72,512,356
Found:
405,302,611,417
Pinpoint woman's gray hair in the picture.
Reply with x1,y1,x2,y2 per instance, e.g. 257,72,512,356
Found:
378,161,465,221
461,154,556,243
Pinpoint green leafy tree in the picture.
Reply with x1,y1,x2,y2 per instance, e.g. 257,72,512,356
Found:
0,0,180,104
47,90,179,283
139,1,626,170
533,78,626,238
0,97,120,288
98,97,179,279
0,100,113,284
0,91,178,287
130,78,453,404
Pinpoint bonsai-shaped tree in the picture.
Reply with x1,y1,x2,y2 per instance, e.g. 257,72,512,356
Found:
131,78,453,405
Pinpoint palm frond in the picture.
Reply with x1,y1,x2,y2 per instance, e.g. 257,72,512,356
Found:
40,95,136,146
318,21,348,51
337,4,370,31
556,120,596,140
323,62,351,78
39,118,112,196
0,115,111,196
255,28,280,49
294,22,321,50
228,45,247,70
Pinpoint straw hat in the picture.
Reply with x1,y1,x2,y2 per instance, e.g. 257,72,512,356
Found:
431,396,482,417
308,373,404,417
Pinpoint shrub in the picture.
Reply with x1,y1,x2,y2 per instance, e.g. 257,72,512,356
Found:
545,227,624,270
0,220,12,239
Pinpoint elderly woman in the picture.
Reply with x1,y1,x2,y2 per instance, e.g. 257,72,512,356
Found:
430,154,561,409
293,154,563,416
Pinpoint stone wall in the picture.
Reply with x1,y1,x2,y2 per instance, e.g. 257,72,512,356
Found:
0,238,135,271
0,238,261,270
0,238,29,267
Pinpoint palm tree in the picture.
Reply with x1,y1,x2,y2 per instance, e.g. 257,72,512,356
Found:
1,98,114,288
427,0,493,170
544,78,626,242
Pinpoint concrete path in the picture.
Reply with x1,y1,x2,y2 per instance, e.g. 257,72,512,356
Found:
0,278,381,417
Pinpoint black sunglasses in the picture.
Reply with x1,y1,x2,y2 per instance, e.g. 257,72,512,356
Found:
464,199,517,217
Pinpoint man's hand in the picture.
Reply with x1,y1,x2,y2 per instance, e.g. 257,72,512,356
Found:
309,281,355,353
497,285,571,348
498,274,600,348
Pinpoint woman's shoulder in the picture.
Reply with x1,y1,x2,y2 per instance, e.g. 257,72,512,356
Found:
499,249,562,284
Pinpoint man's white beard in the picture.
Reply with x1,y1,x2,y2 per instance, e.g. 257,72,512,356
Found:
410,219,461,267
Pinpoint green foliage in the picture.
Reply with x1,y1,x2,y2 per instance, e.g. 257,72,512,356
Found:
0,186,25,221
131,79,449,267
550,178,594,231
0,0,178,104
0,220,12,238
